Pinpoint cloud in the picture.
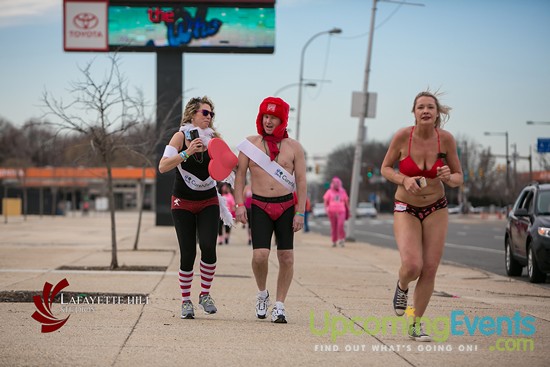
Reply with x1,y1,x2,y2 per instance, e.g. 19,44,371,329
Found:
0,0,59,27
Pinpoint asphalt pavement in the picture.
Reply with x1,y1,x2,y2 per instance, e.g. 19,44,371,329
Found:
0,211,549,367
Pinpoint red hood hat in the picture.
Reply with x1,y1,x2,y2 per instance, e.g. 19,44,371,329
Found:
255,97,290,161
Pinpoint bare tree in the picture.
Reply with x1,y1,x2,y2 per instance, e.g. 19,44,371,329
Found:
120,88,184,250
122,119,157,251
322,141,393,203
41,53,144,269
536,153,550,172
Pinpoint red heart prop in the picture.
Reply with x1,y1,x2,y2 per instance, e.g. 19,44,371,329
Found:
208,138,238,181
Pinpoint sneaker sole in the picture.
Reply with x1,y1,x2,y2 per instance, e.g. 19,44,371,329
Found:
408,335,432,342
181,314,194,319
394,309,405,316
198,305,217,315
257,314,267,319
272,316,287,323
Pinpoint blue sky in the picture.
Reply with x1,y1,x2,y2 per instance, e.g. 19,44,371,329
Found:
1,0,549,171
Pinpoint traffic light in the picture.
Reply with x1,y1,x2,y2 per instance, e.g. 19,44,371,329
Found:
367,166,373,179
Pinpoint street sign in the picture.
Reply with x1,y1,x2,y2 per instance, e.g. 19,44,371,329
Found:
537,138,550,153
351,91,377,118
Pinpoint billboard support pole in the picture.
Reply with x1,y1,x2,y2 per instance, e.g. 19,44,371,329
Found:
155,52,183,226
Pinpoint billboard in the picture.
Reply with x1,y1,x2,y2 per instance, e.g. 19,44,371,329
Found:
64,1,275,53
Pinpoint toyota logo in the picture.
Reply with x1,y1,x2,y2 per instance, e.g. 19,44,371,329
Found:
73,13,98,30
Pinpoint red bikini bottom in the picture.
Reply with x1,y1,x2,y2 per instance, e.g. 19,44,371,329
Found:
251,194,295,221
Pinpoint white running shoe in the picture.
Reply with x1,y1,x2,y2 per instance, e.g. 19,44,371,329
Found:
256,291,270,319
271,305,287,323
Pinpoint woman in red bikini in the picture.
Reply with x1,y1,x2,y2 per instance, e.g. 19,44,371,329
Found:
380,91,463,342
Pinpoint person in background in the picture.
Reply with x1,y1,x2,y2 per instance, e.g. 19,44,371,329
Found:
304,196,311,232
243,184,253,245
323,177,349,247
292,192,310,233
380,90,463,341
218,182,235,245
158,96,222,319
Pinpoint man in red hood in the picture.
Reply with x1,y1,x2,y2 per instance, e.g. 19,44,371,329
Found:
234,96,307,324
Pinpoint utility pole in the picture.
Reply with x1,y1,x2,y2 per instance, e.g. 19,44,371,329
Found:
347,0,377,241
511,143,518,193
529,145,533,182
347,0,423,240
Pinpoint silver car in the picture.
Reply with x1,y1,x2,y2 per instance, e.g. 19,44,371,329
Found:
356,202,377,218
312,203,327,218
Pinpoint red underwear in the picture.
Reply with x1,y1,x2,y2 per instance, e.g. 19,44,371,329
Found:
252,196,295,221
171,195,219,214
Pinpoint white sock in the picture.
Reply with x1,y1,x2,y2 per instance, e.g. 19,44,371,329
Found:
275,301,284,309
258,290,268,299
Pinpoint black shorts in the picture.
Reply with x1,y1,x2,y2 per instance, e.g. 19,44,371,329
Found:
251,193,294,250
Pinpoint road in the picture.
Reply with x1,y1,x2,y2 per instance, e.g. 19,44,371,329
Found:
308,214,550,287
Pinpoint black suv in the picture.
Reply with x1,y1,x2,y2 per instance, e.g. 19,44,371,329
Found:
505,183,550,283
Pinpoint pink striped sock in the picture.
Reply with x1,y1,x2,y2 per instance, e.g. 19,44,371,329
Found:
200,260,216,296
178,269,193,303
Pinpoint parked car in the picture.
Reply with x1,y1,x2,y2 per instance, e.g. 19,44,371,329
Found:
356,202,377,218
448,204,461,214
505,183,550,283
312,203,327,218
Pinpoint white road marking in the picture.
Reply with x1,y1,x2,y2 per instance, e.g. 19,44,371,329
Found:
355,231,504,254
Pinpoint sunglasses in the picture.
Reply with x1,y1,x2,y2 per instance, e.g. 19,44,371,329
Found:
198,109,215,118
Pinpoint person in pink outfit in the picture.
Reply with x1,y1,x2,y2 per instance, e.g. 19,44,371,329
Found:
218,183,235,245
323,177,349,247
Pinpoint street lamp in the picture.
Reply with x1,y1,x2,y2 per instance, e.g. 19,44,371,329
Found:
526,121,550,125
274,82,316,97
484,131,509,198
295,27,342,141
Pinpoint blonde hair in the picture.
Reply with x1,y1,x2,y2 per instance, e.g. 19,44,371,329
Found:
411,90,452,128
180,96,220,137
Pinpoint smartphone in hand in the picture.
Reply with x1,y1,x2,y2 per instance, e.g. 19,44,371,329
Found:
189,129,200,141
415,177,427,188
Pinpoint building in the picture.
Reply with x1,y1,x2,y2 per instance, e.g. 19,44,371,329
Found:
0,167,156,215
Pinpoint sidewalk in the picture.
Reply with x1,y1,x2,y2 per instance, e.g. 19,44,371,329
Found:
0,212,548,367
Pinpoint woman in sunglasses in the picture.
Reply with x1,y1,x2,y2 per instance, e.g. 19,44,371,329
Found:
158,96,224,319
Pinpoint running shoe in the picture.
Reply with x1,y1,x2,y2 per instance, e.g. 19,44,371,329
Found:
339,239,345,247
256,291,270,319
408,322,432,342
198,294,217,314
271,305,287,324
393,280,408,316
181,300,195,319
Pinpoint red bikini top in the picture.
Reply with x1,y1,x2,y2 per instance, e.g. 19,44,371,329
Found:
399,127,445,179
